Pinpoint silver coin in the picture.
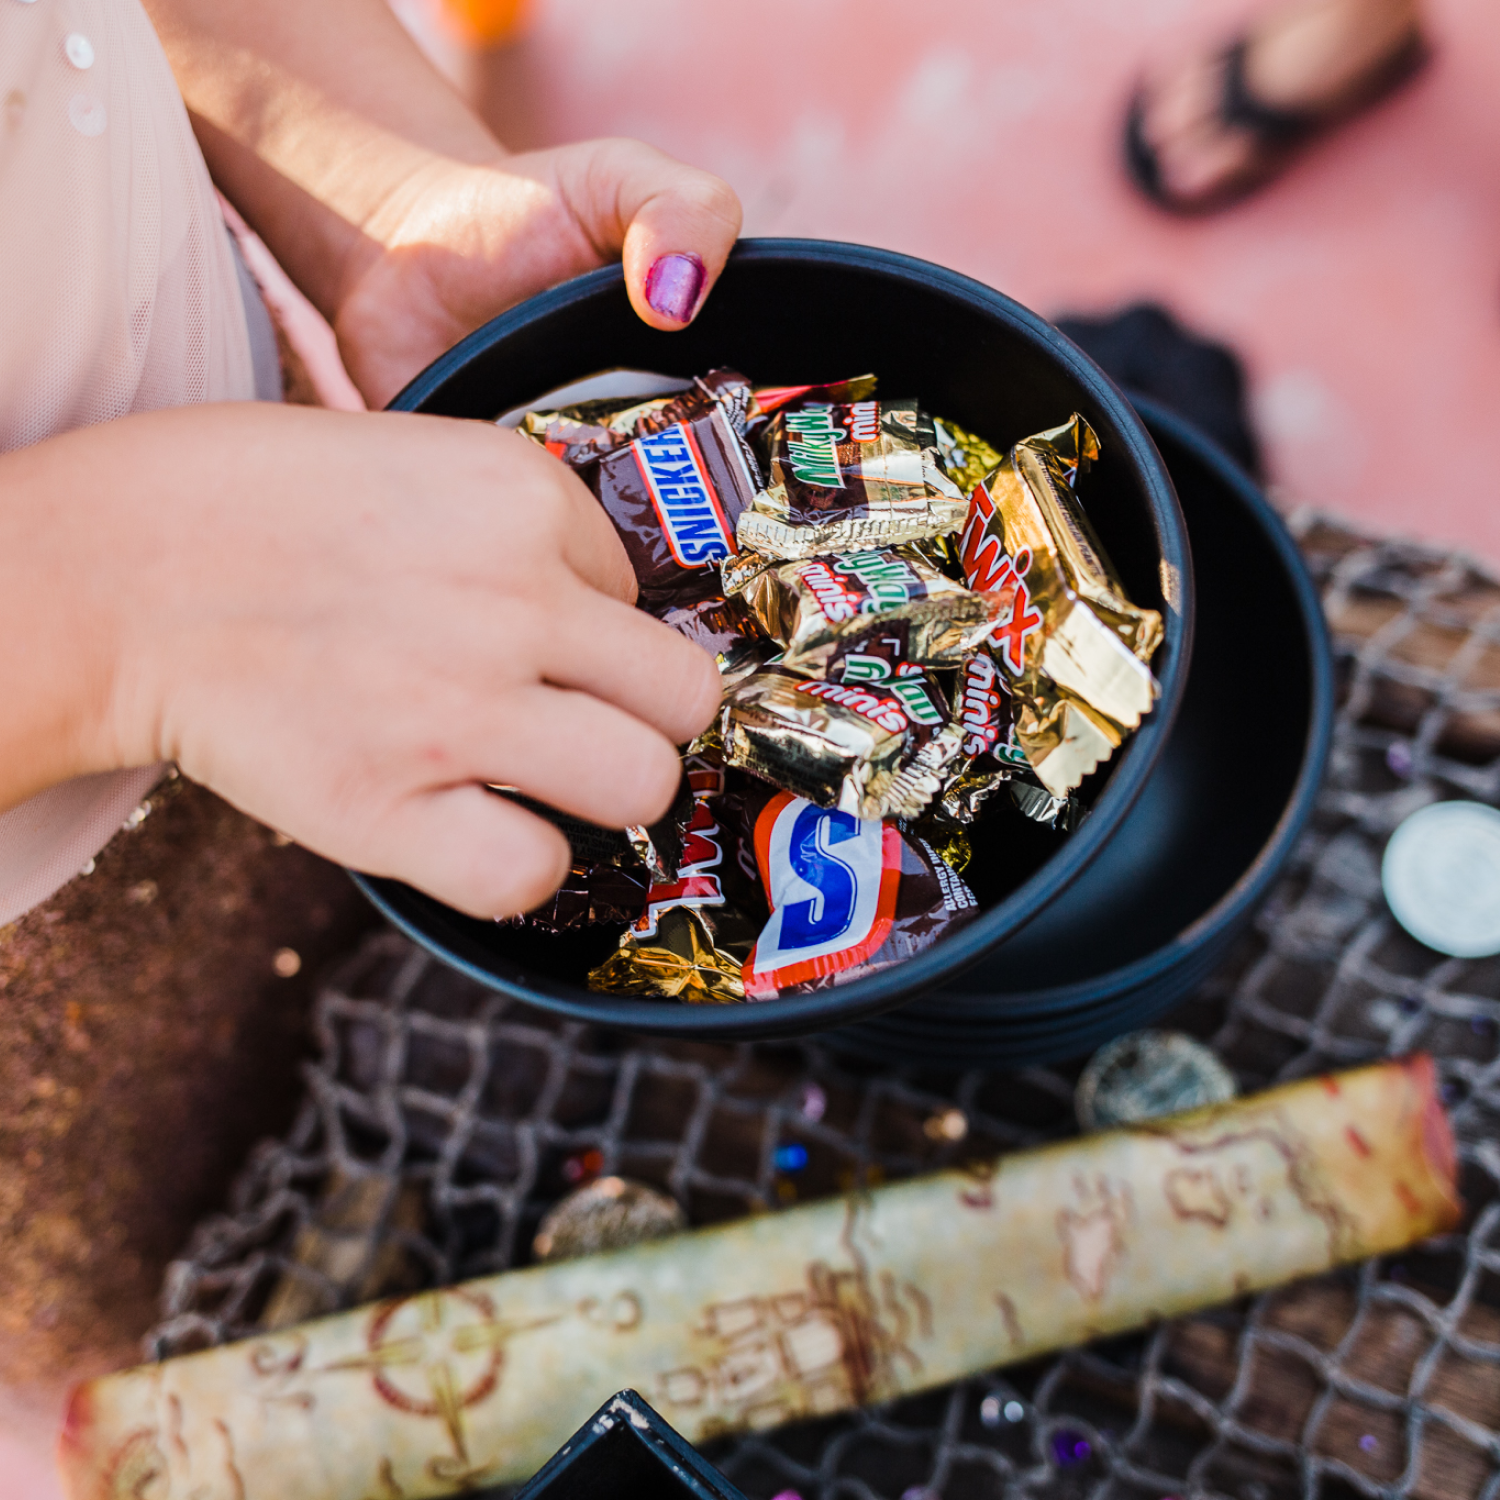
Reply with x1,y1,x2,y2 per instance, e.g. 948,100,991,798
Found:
1075,1030,1237,1131
1382,801,1500,959
532,1177,686,1264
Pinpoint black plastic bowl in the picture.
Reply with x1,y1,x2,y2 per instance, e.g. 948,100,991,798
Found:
354,239,1193,1039
831,398,1334,1067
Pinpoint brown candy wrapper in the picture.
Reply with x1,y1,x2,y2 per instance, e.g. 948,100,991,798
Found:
656,591,760,659
727,546,1001,677
518,369,763,610
737,782,978,997
959,414,1163,796
656,594,774,707
587,756,768,1004
721,666,964,822
738,395,966,560
519,863,651,930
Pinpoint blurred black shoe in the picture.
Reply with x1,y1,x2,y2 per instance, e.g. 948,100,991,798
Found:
1055,303,1263,480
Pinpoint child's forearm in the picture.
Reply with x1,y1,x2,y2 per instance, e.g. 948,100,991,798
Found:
141,0,506,328
0,432,141,811
0,401,716,915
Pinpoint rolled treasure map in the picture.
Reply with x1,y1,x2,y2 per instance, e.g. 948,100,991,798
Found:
62,1057,1459,1500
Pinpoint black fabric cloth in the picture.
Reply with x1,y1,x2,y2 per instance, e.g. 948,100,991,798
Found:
1054,303,1262,480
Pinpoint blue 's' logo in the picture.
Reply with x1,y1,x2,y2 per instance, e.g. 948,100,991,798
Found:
780,805,861,948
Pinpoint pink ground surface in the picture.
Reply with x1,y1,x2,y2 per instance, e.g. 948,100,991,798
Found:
486,0,1500,564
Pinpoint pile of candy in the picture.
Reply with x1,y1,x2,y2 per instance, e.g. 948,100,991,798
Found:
506,371,1163,1003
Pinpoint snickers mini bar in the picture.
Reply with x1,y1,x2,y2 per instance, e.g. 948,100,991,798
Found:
517,370,763,611
727,546,1002,678
959,414,1164,796
590,402,760,608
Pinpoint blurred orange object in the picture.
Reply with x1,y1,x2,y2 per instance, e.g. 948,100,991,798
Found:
437,0,528,46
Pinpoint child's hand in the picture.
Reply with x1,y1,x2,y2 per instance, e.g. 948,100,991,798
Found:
0,404,721,918
333,142,742,406
141,0,742,408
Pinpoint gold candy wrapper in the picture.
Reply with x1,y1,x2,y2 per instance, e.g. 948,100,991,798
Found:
930,651,1031,827
729,547,1002,677
587,905,755,1004
933,416,1003,498
722,666,964,822
738,395,967,560
959,414,1164,796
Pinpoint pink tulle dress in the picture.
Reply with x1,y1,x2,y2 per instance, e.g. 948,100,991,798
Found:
0,0,261,925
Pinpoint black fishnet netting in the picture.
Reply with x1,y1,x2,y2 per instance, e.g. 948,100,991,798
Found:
150,516,1500,1500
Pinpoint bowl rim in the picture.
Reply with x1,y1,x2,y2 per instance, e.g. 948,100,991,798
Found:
358,237,1194,1038
873,394,1335,1027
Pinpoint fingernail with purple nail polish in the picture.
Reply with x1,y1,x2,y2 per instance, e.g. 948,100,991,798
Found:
645,253,705,323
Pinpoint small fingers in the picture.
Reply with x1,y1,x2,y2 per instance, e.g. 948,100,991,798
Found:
488,427,638,605
484,683,689,828
364,785,572,919
553,468,638,605
544,590,722,747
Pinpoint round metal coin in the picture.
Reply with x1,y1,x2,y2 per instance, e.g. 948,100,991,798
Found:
1076,1030,1237,1131
1382,801,1500,959
532,1176,686,1264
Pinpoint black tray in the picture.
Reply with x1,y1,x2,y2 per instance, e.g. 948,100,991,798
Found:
831,398,1333,1067
506,1389,745,1500
355,238,1192,1039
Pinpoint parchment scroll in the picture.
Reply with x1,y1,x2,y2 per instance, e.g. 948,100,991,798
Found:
60,1056,1460,1500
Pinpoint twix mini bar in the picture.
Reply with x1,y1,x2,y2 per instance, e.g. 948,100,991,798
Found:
959,414,1163,796
587,754,768,1005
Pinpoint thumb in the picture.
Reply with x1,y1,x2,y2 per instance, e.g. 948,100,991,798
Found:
560,138,742,330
